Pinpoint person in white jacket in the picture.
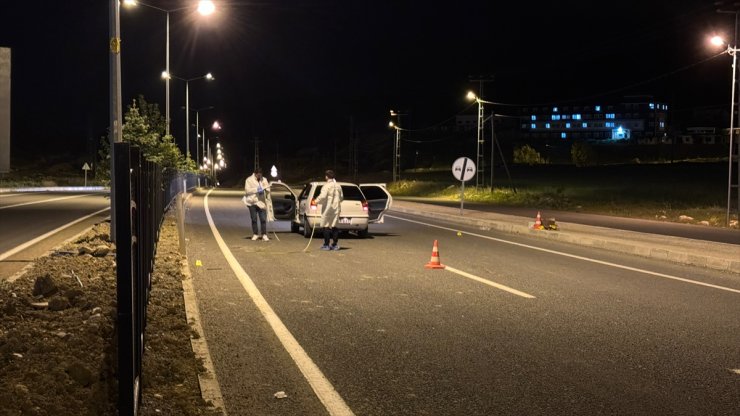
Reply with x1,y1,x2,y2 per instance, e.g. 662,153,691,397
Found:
243,168,272,241
315,170,343,250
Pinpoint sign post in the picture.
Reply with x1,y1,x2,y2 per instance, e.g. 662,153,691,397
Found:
82,162,91,187
451,157,476,215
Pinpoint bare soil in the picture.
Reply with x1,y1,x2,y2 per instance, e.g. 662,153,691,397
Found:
0,215,219,415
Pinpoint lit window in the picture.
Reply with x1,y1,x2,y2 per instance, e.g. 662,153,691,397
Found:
562,114,570,120
552,115,561,120
553,107,558,112
561,132,567,139
573,114,581,120
531,115,537,121
649,103,655,109
566,123,571,128
595,105,601,112
664,104,668,110
546,123,551,129
606,113,615,119
531,123,536,129
659,121,665,128
582,122,587,128
606,122,615,128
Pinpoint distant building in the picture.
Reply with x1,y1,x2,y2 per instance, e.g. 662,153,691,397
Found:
518,96,668,144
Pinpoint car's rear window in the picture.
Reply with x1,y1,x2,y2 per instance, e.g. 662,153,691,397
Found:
341,185,364,200
361,186,387,200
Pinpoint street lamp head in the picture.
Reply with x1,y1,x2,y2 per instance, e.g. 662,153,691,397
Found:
388,121,395,128
711,35,726,47
466,91,478,101
197,0,216,16
205,72,214,81
212,121,221,130
123,0,138,7
390,110,397,116
161,71,170,80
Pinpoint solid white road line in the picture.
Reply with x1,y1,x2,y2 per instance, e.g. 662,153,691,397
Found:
204,190,355,416
0,194,91,210
388,214,740,295
0,193,22,198
0,207,110,262
444,265,536,298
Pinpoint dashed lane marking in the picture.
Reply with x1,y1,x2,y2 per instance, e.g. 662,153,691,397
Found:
444,265,536,298
387,214,740,295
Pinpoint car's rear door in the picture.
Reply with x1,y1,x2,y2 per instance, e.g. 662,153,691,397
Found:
359,183,392,223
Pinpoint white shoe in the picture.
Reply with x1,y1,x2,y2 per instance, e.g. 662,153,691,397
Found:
251,235,259,241
262,234,270,241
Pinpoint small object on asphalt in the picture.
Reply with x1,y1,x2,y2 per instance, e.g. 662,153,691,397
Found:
274,391,288,399
457,231,462,236
195,260,202,267
12,353,23,359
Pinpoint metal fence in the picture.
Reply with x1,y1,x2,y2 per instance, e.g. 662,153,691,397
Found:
114,143,174,415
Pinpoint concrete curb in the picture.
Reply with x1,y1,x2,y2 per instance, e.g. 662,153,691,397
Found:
180,260,228,415
390,205,740,275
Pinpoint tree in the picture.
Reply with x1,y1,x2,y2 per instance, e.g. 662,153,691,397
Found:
570,141,597,167
513,144,548,165
97,96,195,181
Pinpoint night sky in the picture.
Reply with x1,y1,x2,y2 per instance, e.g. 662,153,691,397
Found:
0,0,733,180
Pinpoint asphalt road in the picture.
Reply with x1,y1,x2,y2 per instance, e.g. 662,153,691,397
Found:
399,197,740,245
0,191,110,280
186,189,740,416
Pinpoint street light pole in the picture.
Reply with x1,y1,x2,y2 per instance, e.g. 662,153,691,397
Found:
467,91,496,189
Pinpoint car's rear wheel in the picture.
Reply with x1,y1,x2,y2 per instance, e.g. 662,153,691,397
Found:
303,216,312,238
357,228,368,238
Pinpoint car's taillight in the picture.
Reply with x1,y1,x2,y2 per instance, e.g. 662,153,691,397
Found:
310,199,317,211
362,200,368,212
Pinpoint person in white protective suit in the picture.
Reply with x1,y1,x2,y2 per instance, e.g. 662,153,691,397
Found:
243,168,274,241
315,169,343,251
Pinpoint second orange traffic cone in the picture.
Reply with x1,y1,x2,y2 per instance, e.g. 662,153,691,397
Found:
424,240,446,269
532,211,543,229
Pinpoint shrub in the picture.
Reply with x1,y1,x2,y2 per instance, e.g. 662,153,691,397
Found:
571,141,597,167
513,145,547,165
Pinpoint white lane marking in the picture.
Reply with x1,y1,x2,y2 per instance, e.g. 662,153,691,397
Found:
0,194,90,210
388,214,740,295
0,193,23,198
204,190,355,416
444,265,536,298
0,207,110,262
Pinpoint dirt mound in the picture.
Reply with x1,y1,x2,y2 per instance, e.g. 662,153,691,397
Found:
0,217,219,415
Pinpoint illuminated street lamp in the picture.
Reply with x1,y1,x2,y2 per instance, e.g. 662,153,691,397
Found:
388,121,403,183
388,109,407,182
710,34,740,225
122,0,216,136
466,91,496,188
162,72,214,162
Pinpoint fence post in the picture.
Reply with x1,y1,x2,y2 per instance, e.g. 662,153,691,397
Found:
114,142,139,415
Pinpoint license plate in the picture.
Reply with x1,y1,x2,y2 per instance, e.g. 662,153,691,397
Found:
339,217,351,224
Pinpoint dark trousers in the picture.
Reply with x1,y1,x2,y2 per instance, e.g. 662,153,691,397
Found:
323,227,339,246
248,205,267,235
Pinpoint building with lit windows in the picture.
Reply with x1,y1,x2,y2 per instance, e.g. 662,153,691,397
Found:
519,96,668,144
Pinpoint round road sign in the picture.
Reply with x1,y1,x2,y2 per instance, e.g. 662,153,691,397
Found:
451,157,476,182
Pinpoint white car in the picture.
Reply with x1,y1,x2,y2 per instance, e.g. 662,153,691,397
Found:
268,182,392,238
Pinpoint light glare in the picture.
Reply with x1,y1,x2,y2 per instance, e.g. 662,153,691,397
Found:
466,91,477,101
711,36,725,47
198,0,216,16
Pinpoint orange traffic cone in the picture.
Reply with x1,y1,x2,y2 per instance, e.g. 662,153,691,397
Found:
532,211,543,229
424,240,446,269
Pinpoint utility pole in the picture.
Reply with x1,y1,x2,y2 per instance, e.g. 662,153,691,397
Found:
468,75,495,188
718,4,740,225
